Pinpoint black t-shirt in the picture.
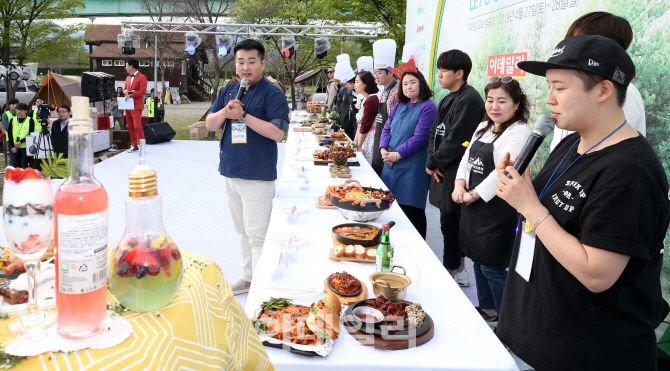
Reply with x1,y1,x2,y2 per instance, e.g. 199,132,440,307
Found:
498,133,670,371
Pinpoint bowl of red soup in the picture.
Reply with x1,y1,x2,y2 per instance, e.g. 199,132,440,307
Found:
332,223,381,247
352,306,384,328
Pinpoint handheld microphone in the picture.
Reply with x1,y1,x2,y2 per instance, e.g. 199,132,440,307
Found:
235,78,250,101
508,114,556,179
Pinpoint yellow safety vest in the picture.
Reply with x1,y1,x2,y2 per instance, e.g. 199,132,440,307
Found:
146,98,162,118
11,116,33,149
4,110,15,127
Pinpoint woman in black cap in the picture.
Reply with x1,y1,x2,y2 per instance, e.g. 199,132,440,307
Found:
495,35,669,371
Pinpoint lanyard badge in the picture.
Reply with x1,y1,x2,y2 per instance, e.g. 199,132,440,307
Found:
231,82,258,144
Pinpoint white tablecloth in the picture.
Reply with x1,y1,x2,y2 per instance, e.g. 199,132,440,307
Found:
244,112,519,371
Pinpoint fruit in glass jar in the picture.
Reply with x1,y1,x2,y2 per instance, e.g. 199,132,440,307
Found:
5,262,25,274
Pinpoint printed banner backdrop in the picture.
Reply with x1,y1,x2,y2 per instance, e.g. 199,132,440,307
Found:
406,0,670,306
403,0,440,80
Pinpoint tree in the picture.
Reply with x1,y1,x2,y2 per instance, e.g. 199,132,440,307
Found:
233,0,338,110
319,0,406,60
0,0,84,102
140,0,182,107
175,0,237,139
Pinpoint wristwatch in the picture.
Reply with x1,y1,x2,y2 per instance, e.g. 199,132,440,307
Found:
469,190,475,198
239,111,248,122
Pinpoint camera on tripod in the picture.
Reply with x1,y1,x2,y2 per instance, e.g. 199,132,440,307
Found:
37,103,55,128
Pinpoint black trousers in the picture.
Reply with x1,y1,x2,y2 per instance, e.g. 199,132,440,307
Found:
398,204,427,240
147,117,156,124
9,147,28,169
440,210,463,270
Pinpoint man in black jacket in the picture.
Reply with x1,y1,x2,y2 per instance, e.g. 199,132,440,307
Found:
426,50,484,284
337,78,358,140
51,104,70,158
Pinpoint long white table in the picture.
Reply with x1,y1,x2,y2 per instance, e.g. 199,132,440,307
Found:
244,113,519,371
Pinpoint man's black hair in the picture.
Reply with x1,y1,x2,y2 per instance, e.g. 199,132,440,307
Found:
126,58,139,69
7,98,19,105
436,50,473,82
57,104,70,112
150,88,155,93
234,39,265,60
35,96,45,102
17,103,29,111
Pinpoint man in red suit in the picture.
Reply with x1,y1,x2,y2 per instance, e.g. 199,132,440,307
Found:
123,58,147,152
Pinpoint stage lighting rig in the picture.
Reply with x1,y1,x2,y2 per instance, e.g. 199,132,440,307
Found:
281,36,295,58
185,32,202,56
117,28,140,55
216,34,233,57
314,36,331,59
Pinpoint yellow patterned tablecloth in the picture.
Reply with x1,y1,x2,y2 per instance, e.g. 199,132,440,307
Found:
0,252,274,371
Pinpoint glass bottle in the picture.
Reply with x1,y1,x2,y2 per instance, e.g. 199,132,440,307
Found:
108,140,183,312
54,96,109,338
376,224,394,272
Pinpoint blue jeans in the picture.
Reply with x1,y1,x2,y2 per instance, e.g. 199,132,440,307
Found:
473,262,508,315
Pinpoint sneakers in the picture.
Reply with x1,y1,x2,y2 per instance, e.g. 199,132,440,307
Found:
453,267,470,287
475,306,499,324
127,146,139,153
231,278,251,295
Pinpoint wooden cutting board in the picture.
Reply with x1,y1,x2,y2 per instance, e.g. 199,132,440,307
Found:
324,278,368,305
342,317,434,350
316,196,337,209
328,248,375,264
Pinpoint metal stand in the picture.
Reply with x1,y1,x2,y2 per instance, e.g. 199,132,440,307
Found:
31,124,53,169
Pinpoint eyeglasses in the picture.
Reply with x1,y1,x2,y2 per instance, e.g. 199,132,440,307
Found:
327,71,334,74
488,76,514,83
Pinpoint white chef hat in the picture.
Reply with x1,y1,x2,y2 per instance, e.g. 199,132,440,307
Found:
357,56,374,73
334,60,355,82
373,39,397,70
401,43,422,65
336,54,350,64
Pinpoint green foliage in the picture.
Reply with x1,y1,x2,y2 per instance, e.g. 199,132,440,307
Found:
0,0,86,63
40,153,68,179
318,0,407,60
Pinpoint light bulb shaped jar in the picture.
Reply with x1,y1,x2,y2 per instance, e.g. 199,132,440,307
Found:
108,164,183,312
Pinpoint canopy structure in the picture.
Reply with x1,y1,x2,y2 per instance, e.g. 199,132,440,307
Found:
295,69,326,83
30,72,81,107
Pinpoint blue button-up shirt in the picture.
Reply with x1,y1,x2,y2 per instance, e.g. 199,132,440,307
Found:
209,76,289,181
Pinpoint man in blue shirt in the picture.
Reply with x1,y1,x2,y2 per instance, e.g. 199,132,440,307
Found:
206,39,289,295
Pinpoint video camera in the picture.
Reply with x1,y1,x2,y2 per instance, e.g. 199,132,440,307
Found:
36,103,55,129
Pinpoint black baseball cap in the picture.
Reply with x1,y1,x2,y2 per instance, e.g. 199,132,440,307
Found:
518,35,635,88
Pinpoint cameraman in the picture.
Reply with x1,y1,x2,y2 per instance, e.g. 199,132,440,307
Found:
50,104,70,159
31,96,45,123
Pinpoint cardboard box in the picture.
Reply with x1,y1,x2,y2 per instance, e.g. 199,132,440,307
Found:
189,121,208,140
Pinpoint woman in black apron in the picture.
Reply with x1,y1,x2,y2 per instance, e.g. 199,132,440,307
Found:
452,77,531,319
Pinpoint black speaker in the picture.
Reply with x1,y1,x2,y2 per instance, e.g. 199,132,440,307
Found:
81,72,115,102
143,122,175,144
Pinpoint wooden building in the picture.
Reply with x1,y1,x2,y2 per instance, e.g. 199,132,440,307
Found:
84,24,213,102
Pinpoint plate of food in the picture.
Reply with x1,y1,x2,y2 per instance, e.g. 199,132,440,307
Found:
331,223,382,247
326,180,395,222
0,263,56,314
252,294,341,357
343,296,433,345
329,243,376,263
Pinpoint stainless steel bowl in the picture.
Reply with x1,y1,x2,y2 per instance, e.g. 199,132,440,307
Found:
351,306,384,329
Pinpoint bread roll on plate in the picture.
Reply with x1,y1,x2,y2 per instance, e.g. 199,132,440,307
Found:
334,244,345,257
354,245,366,260
366,249,376,260
344,245,355,257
